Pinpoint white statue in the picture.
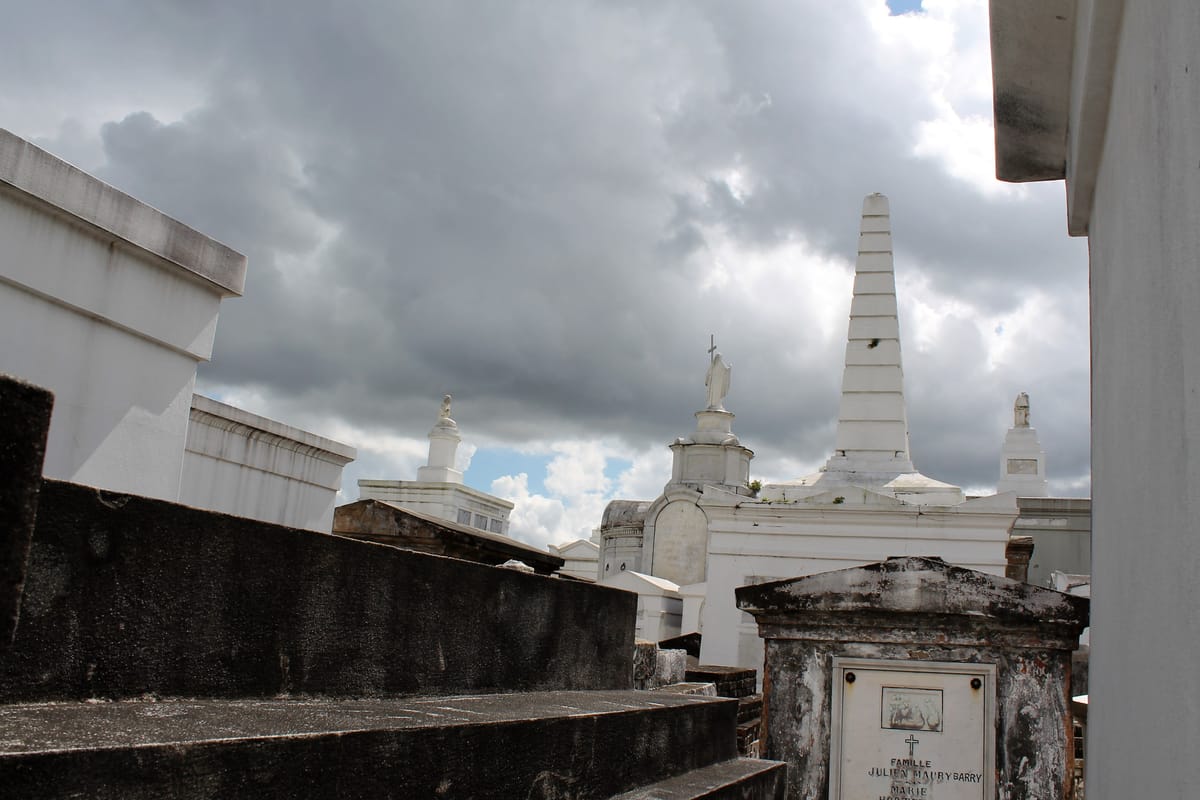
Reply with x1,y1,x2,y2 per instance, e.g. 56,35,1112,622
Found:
439,394,453,420
706,352,731,411
1014,392,1030,428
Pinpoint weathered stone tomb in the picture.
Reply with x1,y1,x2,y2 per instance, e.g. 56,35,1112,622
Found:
737,556,1089,800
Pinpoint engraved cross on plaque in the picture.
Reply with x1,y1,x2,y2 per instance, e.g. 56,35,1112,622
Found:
905,734,920,759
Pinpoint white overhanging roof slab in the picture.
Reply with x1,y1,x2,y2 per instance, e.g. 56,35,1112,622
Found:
988,0,1077,182
0,129,246,296
989,0,1126,234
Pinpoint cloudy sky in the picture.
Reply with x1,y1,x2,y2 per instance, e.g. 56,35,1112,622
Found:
2,0,1090,548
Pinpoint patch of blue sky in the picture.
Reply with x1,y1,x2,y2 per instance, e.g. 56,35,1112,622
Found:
464,447,549,495
887,0,923,15
465,447,633,500
604,457,633,489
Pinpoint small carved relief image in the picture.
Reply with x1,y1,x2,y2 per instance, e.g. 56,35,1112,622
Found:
881,687,943,732
1007,458,1039,475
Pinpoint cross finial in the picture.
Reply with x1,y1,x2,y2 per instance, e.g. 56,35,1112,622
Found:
708,334,717,360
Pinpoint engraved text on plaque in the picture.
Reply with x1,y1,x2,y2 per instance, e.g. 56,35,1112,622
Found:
829,658,996,799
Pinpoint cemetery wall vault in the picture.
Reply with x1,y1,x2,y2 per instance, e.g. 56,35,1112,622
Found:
737,556,1088,800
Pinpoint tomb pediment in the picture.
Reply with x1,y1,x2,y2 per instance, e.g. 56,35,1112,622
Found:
736,555,1088,629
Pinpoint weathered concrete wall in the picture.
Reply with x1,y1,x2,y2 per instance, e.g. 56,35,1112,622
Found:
0,375,52,647
698,491,1017,672
1,481,633,701
1084,4,1200,796
0,373,788,799
334,498,564,575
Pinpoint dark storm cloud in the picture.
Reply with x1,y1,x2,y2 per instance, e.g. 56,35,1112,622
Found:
0,0,1091,496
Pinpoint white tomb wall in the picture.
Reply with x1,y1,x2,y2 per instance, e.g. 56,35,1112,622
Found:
648,500,709,587
548,539,600,582
697,496,1014,670
990,3,1200,792
634,594,683,643
678,581,706,635
603,571,683,643
180,395,356,533
599,527,645,579
0,130,244,501
0,286,201,499
1080,4,1200,791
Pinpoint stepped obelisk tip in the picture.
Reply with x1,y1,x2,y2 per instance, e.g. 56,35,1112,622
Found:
826,193,914,475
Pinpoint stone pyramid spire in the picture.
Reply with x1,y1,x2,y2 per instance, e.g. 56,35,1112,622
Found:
825,193,915,475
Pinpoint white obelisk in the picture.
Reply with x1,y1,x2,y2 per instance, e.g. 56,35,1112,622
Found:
825,193,915,475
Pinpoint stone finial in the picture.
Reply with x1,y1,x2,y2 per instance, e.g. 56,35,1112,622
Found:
705,352,731,411
418,394,464,484
998,392,1047,496
659,338,753,498
1014,392,1030,427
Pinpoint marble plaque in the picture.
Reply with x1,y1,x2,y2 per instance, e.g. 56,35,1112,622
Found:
1006,458,1039,475
829,658,996,800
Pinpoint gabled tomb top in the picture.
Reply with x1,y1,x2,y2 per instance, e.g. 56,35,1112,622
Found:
735,555,1088,629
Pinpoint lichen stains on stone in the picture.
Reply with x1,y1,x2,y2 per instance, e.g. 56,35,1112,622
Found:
994,90,1055,136
994,89,1068,181
752,557,1085,800
738,557,1088,632
998,652,1070,800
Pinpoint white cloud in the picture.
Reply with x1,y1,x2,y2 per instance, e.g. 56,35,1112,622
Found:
454,442,476,474
491,473,568,549
615,447,674,500
492,441,615,548
543,441,612,499
0,0,1092,514
491,441,679,548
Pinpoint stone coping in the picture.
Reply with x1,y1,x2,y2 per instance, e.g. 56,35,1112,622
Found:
357,479,515,510
0,129,246,296
0,690,729,753
335,498,555,566
190,394,357,463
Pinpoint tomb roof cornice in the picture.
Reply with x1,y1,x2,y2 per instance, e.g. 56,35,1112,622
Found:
736,555,1088,630
0,129,246,296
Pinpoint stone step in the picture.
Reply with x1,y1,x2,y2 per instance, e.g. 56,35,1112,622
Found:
609,758,786,799
685,666,757,699
0,690,743,798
